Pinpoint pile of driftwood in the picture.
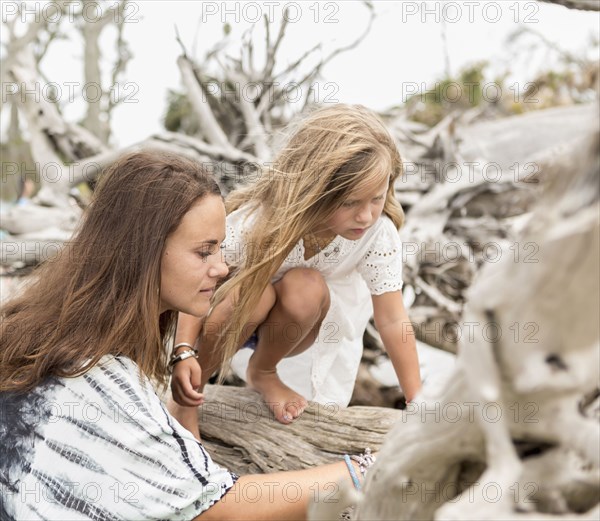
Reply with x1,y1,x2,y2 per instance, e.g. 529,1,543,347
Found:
389,103,597,355
348,102,598,408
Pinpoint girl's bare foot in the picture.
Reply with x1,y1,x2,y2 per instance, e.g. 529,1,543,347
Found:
247,358,308,424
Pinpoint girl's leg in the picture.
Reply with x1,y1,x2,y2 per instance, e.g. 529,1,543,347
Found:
247,268,330,424
198,283,277,388
169,285,276,438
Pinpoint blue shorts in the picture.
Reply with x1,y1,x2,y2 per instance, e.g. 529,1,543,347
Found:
243,332,258,350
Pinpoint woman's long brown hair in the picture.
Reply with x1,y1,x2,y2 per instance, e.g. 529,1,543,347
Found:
1,150,220,393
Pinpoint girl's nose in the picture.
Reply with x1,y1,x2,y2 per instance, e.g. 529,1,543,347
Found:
356,206,372,224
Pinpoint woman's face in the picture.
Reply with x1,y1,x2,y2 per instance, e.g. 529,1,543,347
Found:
160,195,228,316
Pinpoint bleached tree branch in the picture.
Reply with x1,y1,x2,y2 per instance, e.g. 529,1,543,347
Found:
538,0,600,10
177,55,235,151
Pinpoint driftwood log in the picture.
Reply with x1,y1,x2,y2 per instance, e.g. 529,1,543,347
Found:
197,385,400,476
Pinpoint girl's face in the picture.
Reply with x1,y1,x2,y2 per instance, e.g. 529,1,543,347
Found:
322,175,390,240
160,195,228,316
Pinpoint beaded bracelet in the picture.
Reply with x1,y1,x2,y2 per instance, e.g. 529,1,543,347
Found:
351,447,376,478
168,348,198,370
343,454,362,491
343,448,376,491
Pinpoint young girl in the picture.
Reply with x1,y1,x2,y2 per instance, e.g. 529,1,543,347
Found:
170,104,421,428
0,150,372,521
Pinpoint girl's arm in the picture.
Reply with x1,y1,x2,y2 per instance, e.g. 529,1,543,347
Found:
176,312,204,346
170,313,204,406
372,291,421,402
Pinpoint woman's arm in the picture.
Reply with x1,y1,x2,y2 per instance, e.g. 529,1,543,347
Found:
372,291,421,402
195,460,361,521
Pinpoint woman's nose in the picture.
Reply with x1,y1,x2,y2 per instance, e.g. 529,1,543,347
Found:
209,258,229,279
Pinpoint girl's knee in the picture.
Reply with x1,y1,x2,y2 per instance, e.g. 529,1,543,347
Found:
281,268,328,296
277,268,330,317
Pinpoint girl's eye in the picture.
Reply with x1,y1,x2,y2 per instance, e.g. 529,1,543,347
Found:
373,196,384,202
343,201,357,208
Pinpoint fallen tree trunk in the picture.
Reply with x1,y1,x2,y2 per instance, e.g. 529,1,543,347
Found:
198,384,401,476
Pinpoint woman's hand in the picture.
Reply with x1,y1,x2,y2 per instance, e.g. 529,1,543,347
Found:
171,357,204,407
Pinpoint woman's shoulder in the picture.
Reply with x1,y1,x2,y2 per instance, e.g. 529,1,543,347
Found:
85,354,141,380
51,354,156,410
87,355,155,396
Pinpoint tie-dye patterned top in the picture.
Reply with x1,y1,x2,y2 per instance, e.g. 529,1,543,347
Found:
0,355,237,521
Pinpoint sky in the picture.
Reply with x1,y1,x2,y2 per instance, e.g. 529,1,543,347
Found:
1,1,599,147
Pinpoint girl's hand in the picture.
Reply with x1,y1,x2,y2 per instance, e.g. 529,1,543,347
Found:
171,358,204,407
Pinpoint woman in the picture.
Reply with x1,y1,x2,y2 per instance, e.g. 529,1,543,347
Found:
0,151,371,521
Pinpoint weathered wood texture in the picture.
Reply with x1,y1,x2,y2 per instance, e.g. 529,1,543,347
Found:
540,0,600,10
198,384,401,476
386,102,597,356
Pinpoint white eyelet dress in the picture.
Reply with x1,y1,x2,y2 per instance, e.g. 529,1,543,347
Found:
226,205,404,408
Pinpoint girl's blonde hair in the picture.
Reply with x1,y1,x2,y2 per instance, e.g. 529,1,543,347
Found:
214,104,404,372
